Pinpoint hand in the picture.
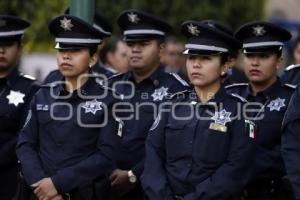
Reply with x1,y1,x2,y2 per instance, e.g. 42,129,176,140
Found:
109,169,136,196
33,178,58,200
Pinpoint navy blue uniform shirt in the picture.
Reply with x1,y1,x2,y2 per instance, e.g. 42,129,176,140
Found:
226,78,295,180
280,64,300,86
0,67,38,169
141,87,255,200
108,65,190,177
282,84,300,200
17,75,121,194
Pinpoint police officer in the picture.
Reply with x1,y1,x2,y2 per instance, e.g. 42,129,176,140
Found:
200,19,248,86
282,85,300,200
43,11,114,84
280,37,300,86
226,21,295,200
141,20,255,200
107,9,189,200
17,15,121,200
0,14,39,199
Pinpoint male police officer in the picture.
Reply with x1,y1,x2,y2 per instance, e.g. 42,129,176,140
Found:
226,21,295,200
107,9,189,200
0,14,39,199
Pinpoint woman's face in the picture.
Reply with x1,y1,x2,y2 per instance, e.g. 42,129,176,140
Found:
57,48,97,78
242,52,281,84
186,54,227,88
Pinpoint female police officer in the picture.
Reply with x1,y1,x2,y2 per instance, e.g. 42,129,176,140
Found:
226,21,294,200
141,20,256,200
17,15,121,200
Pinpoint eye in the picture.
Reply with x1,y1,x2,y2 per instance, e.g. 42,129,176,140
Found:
202,56,212,60
188,55,197,60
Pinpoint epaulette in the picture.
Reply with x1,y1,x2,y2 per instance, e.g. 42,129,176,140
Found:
284,83,296,89
170,73,190,87
285,64,300,71
225,83,248,89
21,74,36,81
230,93,248,103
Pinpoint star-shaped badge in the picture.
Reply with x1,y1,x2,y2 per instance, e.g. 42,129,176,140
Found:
211,109,232,125
151,86,169,101
267,97,285,111
127,12,140,24
187,24,200,36
82,99,102,115
252,25,266,36
6,90,25,107
60,17,74,31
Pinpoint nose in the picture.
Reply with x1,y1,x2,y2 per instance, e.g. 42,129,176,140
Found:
131,43,142,53
250,56,260,67
0,46,5,54
192,58,201,69
62,51,70,60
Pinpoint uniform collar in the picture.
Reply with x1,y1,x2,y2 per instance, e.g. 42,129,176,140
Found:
127,64,164,87
53,72,95,99
1,67,20,87
246,77,282,99
190,85,227,105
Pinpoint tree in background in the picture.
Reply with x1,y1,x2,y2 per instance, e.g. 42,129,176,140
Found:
0,0,265,52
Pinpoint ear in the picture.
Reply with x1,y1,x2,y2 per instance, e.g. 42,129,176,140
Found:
89,53,98,67
276,56,283,69
159,42,165,58
221,60,231,75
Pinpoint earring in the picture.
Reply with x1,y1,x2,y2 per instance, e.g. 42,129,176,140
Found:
221,71,226,76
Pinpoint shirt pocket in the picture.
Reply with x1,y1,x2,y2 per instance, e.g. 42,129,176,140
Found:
165,122,190,162
196,128,230,165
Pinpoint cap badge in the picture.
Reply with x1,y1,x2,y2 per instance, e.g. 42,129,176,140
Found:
187,24,200,36
128,12,140,24
60,17,74,31
252,25,266,36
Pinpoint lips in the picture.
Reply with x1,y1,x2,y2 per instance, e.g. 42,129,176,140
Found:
249,69,261,75
191,72,203,77
60,62,73,70
130,56,142,61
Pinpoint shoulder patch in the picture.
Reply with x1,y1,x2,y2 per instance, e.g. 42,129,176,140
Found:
285,64,300,71
225,83,248,89
170,73,190,87
284,83,296,89
22,74,36,80
230,93,248,103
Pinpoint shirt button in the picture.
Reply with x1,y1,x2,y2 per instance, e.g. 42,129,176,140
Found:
56,143,63,147
187,163,191,167
189,141,193,144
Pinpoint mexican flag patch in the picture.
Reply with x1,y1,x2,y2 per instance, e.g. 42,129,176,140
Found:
245,119,257,139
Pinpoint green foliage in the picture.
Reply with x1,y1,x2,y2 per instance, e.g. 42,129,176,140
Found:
0,0,266,52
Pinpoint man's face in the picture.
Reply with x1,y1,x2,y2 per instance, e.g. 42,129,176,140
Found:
163,42,185,70
126,39,162,70
0,41,22,72
108,41,129,73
